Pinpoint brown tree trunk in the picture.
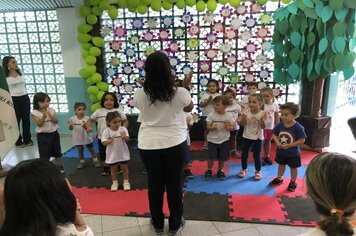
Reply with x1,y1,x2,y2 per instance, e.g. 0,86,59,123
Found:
311,78,325,117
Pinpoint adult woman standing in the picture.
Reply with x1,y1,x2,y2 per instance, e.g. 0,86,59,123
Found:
134,51,193,235
2,56,33,147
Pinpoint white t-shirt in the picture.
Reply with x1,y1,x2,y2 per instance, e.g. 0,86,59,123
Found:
225,99,241,130
297,226,356,236
101,126,130,164
200,92,220,116
241,95,249,107
31,107,58,133
264,102,279,130
6,75,27,96
206,111,235,144
185,113,194,146
134,87,192,150
69,116,93,146
90,108,127,139
56,223,94,236
242,110,264,140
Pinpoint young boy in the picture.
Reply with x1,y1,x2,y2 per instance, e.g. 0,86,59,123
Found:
68,102,100,169
269,102,306,192
239,82,259,109
205,96,235,180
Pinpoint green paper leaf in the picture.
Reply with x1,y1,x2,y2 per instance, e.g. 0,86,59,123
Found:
334,7,348,21
343,67,355,80
289,48,302,62
302,0,314,8
316,18,324,34
300,18,308,32
278,19,289,35
315,58,322,74
287,3,298,14
333,21,347,37
329,0,343,11
291,31,302,47
332,37,346,53
346,22,355,37
289,15,301,31
318,37,328,55
295,0,306,10
344,52,356,68
321,6,333,23
349,39,356,51
315,1,324,17
344,0,356,10
307,32,315,47
307,61,314,77
323,57,332,73
288,63,300,78
273,56,284,68
334,53,344,70
274,43,285,57
304,8,318,19
308,18,316,30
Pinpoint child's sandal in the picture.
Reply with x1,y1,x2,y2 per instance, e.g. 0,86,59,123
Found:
254,171,262,181
238,169,247,178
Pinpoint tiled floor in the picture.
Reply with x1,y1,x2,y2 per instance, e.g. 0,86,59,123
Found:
1,125,355,236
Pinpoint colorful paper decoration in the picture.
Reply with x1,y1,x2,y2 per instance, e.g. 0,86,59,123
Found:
122,63,134,75
243,73,255,82
174,27,185,38
167,40,181,53
109,56,120,67
212,21,224,33
199,61,211,73
203,12,215,23
245,41,259,54
205,48,219,60
220,6,235,18
169,55,180,67
256,54,268,65
134,58,145,69
225,54,237,66
230,17,242,29
114,25,126,38
161,16,174,27
131,18,144,30
186,51,199,63
236,3,247,15
220,43,232,53
225,28,238,40
142,31,155,42
243,16,258,29
181,11,193,24
258,67,271,80
240,30,252,41
188,24,200,36
260,14,272,25
111,77,123,87
128,34,140,45
199,75,210,86
217,66,229,76
241,58,254,69
181,64,194,75
158,29,171,40
146,18,158,29
124,47,137,58
206,32,218,44
100,25,112,37
187,38,199,49
144,46,156,56
251,2,263,13
106,67,117,77
229,73,240,84
256,26,270,39
109,40,123,52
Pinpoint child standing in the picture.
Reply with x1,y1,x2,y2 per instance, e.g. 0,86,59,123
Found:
239,82,259,110
269,102,306,192
101,111,131,191
199,79,220,150
237,94,266,180
205,96,235,180
223,88,241,158
31,92,64,173
260,87,279,165
68,102,100,169
86,92,128,176
184,111,195,179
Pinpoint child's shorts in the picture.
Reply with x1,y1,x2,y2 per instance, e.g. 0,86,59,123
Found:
263,129,273,140
108,161,128,166
37,131,62,160
76,143,94,148
208,140,230,161
275,155,301,168
230,130,237,136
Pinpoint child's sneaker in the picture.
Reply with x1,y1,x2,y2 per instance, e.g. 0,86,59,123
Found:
123,182,131,191
264,156,273,165
202,145,208,150
238,169,247,178
269,177,284,187
184,169,194,179
111,181,119,191
150,219,164,235
77,161,85,169
204,169,213,180
231,151,241,158
217,170,226,180
59,166,65,174
100,167,110,176
254,171,262,181
288,181,297,192
93,159,101,168
168,217,185,235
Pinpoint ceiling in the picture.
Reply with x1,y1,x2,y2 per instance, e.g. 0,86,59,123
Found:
0,0,83,12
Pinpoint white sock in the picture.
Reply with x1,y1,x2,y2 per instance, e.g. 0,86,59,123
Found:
124,179,129,184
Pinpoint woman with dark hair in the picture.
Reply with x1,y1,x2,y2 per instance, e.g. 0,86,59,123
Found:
2,56,33,147
0,159,93,236
298,152,356,236
134,51,193,235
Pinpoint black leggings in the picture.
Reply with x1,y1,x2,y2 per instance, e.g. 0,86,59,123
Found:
348,117,356,140
12,95,31,143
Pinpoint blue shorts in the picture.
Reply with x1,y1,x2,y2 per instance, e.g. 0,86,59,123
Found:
275,155,301,168
37,131,62,160
208,140,230,161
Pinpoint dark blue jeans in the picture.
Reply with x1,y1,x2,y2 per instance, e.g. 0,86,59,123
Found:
139,141,185,231
241,138,263,171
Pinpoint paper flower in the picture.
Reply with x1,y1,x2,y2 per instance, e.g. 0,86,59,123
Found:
181,11,193,24
124,47,136,58
206,32,218,44
187,38,199,49
203,12,215,23
186,51,199,63
243,16,258,29
204,48,219,60
262,41,272,51
131,18,144,30
256,54,268,65
220,43,232,53
109,56,120,67
106,67,117,77
240,57,254,69
217,66,230,76
161,16,174,28
229,73,240,84
188,24,200,36
256,26,270,39
109,40,122,52
199,61,211,73
225,54,237,66
240,30,252,41
100,25,112,37
142,31,155,42
272,86,283,98
243,73,255,82
144,46,156,56
173,27,185,38
158,29,171,41
220,6,234,18
251,2,263,13
134,58,145,70
181,64,194,75
167,41,181,53
114,25,126,39
169,55,180,67
122,64,134,75
230,18,242,30
126,97,135,108
111,77,123,87
128,34,140,45
138,69,146,77
199,75,210,86
124,84,134,93
236,3,247,15
245,40,259,55
258,67,271,80
225,28,238,41
260,14,272,25
146,18,158,29
212,21,224,33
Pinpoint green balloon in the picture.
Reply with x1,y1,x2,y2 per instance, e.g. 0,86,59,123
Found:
91,6,103,16
96,91,105,101
229,0,240,7
99,0,110,10
118,0,127,8
91,73,102,83
89,94,98,102
108,6,118,19
137,4,148,14
86,65,96,75
127,5,137,12
87,85,99,95
150,0,161,11
77,24,93,34
85,56,97,65
87,78,95,85
81,43,93,50
127,0,139,7
92,37,105,47
81,50,91,59
162,0,173,10
140,0,152,4
97,82,109,91
196,0,206,12
257,0,268,4
186,0,196,7
79,6,91,17
218,0,229,4
89,0,100,6
176,0,186,9
91,102,102,112
77,34,92,43
89,47,101,57
79,68,91,78
207,0,217,11
86,14,98,25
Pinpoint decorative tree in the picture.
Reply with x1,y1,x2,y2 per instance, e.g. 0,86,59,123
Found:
273,0,355,117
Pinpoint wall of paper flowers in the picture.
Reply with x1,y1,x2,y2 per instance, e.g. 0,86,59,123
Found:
77,0,300,113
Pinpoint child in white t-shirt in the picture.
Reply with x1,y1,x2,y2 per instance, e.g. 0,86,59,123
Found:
205,96,235,180
239,82,259,110
101,111,131,191
68,102,100,169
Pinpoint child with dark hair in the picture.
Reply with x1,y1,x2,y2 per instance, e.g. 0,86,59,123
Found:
0,159,93,236
31,92,64,173
199,79,220,150
205,95,235,180
269,102,306,192
68,102,100,169
239,82,259,110
101,111,131,191
86,92,128,176
298,152,356,236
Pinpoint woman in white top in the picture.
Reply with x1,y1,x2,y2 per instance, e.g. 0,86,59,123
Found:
298,152,356,236
134,51,193,235
2,56,33,147
0,159,94,236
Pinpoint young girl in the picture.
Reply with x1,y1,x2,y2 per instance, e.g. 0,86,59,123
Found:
31,92,64,173
223,88,241,158
68,102,100,169
101,112,130,191
260,87,279,165
237,94,266,180
86,92,128,176
199,79,220,150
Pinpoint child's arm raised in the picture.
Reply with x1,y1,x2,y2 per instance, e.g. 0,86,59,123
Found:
46,109,59,124
102,136,115,146
32,112,47,127
238,111,247,126
67,119,73,130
